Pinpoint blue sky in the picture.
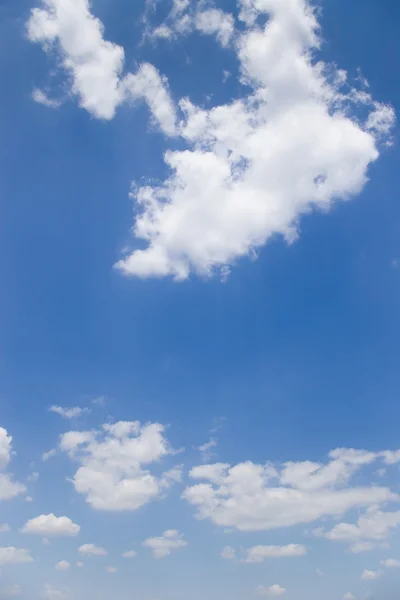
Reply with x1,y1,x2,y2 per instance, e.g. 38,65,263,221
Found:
1,0,400,599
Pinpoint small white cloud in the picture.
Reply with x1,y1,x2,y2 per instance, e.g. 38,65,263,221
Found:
41,584,67,600
0,428,26,500
0,547,33,565
55,560,70,571
244,544,307,563
24,496,33,503
381,558,400,568
42,449,57,462
76,561,84,568
255,584,286,597
32,89,61,109
343,594,356,600
122,550,137,559
198,438,217,461
21,514,80,537
79,544,107,556
143,530,187,559
221,546,236,560
49,406,89,419
0,524,10,533
351,542,375,554
361,570,382,581
106,566,117,574
27,472,39,483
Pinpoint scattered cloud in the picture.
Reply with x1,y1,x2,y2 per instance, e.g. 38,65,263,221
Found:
244,544,307,563
59,421,179,511
106,566,117,573
27,0,176,134
55,560,70,571
21,514,80,537
27,472,39,483
255,584,286,597
41,584,67,600
183,449,397,531
32,89,61,109
0,524,10,533
0,428,26,501
343,594,356,600
381,558,400,568
76,561,84,568
143,530,187,559
49,406,89,419
198,438,218,462
122,550,137,559
42,449,57,462
79,544,107,556
221,546,236,560
361,570,382,581
0,547,33,565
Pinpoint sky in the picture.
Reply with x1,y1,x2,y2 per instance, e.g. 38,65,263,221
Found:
1,0,400,599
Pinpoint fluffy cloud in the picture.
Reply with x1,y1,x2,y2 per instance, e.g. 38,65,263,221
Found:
244,544,307,563
21,514,80,537
314,507,400,552
79,544,107,556
0,428,26,501
0,547,33,565
59,421,179,511
143,530,187,559
255,584,286,597
381,558,400,568
49,406,89,419
182,449,399,531
116,0,394,280
55,560,70,571
361,569,382,581
27,0,176,134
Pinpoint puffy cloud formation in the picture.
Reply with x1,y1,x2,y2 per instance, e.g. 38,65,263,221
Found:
255,584,286,597
55,560,70,571
381,558,400,568
0,428,26,501
59,421,179,511
27,0,176,134
361,569,382,581
49,406,89,419
79,544,107,556
143,529,187,559
21,514,80,537
116,0,394,280
182,449,399,531
0,547,33,565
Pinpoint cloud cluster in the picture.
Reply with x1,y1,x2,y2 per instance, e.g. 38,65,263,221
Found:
0,428,26,501
182,449,399,531
143,529,187,559
59,421,180,510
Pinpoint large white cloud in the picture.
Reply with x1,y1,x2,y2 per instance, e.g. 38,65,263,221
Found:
143,529,187,559
116,0,394,280
21,514,80,537
27,0,176,134
59,421,180,510
182,448,399,531
0,428,26,501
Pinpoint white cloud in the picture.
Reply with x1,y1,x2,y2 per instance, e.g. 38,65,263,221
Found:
143,530,187,559
24,496,33,503
27,472,39,483
381,558,400,568
79,544,107,556
116,0,394,281
27,0,176,134
76,561,84,568
198,438,218,461
0,428,26,501
255,584,286,597
106,566,117,573
0,524,10,533
42,449,57,462
343,594,356,600
59,421,178,511
182,449,397,531
41,585,67,600
49,406,89,419
361,570,382,581
315,507,400,552
122,550,137,559
0,585,21,598
195,9,235,47
0,547,33,565
221,546,236,560
32,88,61,108
21,514,80,537
244,544,307,563
55,560,70,571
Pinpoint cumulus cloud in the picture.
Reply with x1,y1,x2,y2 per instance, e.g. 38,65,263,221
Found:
79,544,107,556
21,514,80,537
381,558,400,568
0,547,33,565
244,544,307,563
343,594,356,600
55,560,70,571
27,0,176,134
122,550,137,559
116,0,394,280
143,530,187,559
361,569,382,581
49,406,90,419
0,428,26,501
59,421,179,511
182,449,399,531
255,584,286,597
